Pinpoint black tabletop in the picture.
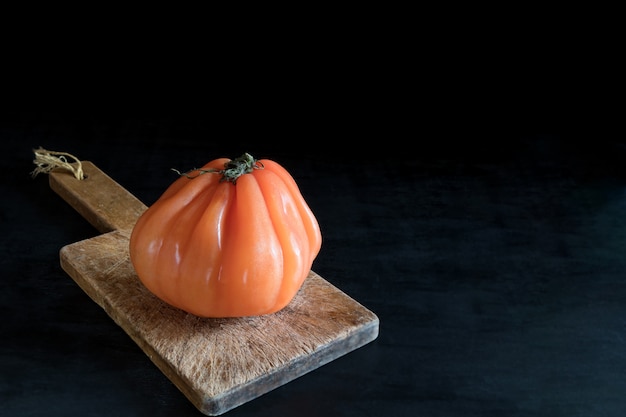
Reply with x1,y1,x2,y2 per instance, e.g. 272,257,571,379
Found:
3,112,626,416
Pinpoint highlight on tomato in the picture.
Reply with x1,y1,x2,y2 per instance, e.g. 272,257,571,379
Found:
129,153,322,318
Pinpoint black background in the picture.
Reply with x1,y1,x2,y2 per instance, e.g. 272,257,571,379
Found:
3,109,626,416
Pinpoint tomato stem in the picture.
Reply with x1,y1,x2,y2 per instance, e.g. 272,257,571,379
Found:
172,153,263,184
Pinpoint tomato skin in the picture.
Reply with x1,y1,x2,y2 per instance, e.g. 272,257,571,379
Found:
129,156,322,317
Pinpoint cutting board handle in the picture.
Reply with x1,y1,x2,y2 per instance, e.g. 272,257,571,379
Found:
49,161,147,233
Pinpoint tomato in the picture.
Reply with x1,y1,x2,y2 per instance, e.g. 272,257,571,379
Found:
129,153,322,318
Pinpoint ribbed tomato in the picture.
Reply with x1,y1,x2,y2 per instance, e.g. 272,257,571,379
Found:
129,153,322,318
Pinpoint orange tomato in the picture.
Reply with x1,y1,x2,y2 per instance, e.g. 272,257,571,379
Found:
129,153,322,317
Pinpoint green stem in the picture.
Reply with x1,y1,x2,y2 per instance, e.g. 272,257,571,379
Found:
172,153,263,184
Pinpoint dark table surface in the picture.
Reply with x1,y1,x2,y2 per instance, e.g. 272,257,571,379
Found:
3,112,626,416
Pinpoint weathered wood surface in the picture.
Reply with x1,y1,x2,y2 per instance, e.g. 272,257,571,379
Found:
49,162,379,416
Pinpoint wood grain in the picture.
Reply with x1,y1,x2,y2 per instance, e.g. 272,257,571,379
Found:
49,162,379,416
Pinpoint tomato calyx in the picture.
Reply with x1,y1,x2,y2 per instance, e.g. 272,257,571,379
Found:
172,153,264,184
221,153,264,184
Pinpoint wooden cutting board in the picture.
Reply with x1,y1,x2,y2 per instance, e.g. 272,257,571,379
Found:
47,161,379,416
